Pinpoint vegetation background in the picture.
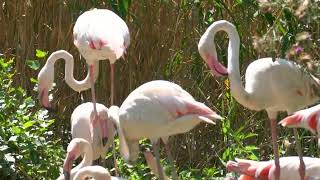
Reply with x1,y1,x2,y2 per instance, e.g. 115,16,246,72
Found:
0,0,319,179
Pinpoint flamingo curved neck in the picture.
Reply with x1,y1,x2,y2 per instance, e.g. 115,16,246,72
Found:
46,50,98,92
206,21,251,108
70,144,93,177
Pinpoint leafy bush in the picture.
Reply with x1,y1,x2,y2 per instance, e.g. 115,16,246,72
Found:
0,56,64,179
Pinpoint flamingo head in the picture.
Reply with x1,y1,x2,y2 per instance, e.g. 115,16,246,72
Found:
198,21,229,77
37,63,54,110
95,108,116,147
63,138,88,180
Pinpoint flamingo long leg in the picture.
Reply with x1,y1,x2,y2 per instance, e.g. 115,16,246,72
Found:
270,118,280,180
152,140,164,180
293,128,305,180
164,143,178,180
89,64,98,143
110,63,115,105
109,63,119,176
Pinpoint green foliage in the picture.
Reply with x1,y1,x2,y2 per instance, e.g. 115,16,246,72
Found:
0,57,64,179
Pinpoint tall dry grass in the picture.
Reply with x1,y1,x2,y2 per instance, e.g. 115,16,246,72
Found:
1,0,319,176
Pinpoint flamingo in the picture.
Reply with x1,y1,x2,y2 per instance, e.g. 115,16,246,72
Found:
279,104,320,145
107,80,222,180
73,166,127,180
57,138,93,180
198,20,320,180
226,157,320,180
71,102,116,162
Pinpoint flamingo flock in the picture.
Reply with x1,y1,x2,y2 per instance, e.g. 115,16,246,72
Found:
37,7,320,180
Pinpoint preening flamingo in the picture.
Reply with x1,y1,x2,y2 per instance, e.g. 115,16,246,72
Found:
280,104,320,145
198,20,320,180
73,166,127,180
107,80,222,180
226,157,320,180
57,138,93,180
71,102,116,161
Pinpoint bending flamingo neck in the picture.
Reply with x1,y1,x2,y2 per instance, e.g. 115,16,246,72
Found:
70,142,93,178
205,21,251,108
45,50,98,92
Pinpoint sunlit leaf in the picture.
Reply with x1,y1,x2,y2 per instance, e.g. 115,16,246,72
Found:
23,121,35,129
26,59,40,70
36,49,47,58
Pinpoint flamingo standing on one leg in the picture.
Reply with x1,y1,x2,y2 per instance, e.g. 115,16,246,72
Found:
198,20,320,180
70,102,116,163
107,80,222,180
57,138,93,180
280,104,320,145
226,156,320,180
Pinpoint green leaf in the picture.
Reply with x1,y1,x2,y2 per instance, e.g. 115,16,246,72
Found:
26,59,40,70
12,127,21,134
23,121,35,129
36,49,47,58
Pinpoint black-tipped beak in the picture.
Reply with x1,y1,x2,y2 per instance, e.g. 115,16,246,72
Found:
102,137,108,146
63,170,70,180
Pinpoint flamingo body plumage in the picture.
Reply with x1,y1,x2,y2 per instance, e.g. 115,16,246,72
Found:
108,80,221,180
73,8,130,65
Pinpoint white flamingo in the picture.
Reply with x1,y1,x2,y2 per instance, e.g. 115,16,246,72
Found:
71,102,116,161
57,138,93,180
73,166,127,180
107,80,222,180
198,20,320,180
226,156,320,180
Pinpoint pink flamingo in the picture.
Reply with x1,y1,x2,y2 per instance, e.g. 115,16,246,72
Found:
280,104,320,144
226,156,320,180
71,102,116,162
107,80,222,180
57,138,93,180
198,20,320,180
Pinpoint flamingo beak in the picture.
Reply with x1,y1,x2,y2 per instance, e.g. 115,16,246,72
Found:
206,55,228,77
38,87,53,111
100,118,109,146
63,152,76,180
279,114,302,127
